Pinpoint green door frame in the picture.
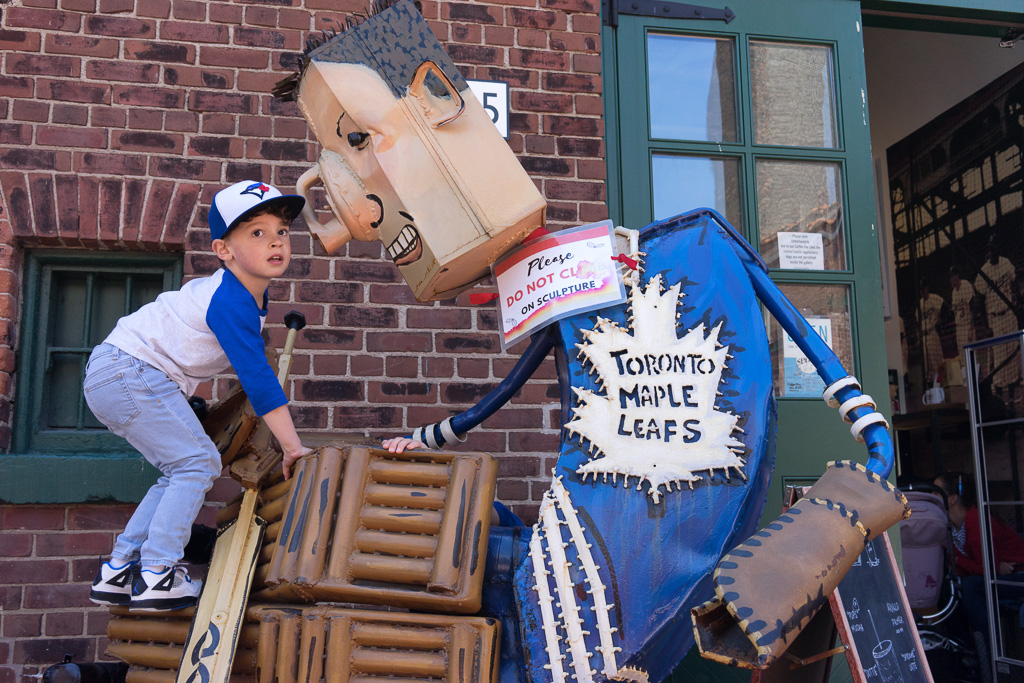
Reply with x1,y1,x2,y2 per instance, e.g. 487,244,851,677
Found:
602,0,891,521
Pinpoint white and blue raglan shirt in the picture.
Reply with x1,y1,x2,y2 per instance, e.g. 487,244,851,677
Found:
104,268,287,416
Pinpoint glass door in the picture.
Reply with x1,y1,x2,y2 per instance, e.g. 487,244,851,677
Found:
606,0,889,518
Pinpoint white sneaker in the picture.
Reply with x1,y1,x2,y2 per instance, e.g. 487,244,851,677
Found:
130,566,202,611
89,560,137,605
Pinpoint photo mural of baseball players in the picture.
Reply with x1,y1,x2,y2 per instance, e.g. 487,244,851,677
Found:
889,62,1024,408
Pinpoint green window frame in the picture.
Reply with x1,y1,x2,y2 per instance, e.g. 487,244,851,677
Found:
1,250,182,504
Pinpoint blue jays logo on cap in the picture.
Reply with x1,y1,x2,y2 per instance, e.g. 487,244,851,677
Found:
241,182,271,200
208,180,305,241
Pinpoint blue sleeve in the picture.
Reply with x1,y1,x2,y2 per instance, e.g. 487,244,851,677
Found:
207,278,288,416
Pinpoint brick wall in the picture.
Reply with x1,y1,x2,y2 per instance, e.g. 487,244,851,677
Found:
0,0,605,678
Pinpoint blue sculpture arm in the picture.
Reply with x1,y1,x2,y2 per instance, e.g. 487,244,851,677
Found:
704,209,894,478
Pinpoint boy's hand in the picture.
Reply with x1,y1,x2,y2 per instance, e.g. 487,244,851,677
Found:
282,445,313,480
382,437,427,453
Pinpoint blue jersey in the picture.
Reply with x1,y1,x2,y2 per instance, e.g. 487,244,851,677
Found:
104,268,287,416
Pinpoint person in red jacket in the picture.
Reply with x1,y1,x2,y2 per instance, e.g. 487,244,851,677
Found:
935,471,1024,673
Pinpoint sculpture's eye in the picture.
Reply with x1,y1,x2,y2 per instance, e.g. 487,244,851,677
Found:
348,131,370,148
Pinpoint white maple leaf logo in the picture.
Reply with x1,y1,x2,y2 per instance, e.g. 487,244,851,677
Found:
566,274,746,503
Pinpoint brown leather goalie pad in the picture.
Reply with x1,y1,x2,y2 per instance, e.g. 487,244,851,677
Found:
260,444,497,613
691,460,910,669
249,605,500,683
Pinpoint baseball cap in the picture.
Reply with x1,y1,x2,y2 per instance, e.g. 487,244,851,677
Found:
208,180,306,241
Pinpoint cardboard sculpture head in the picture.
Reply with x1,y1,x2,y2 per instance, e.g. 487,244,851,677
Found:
277,0,547,301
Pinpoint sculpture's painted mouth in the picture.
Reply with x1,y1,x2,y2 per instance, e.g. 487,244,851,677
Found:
388,224,422,266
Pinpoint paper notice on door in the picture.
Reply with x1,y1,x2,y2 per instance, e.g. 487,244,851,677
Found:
777,232,825,270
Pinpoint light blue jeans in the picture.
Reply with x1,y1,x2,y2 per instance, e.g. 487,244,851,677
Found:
84,343,222,569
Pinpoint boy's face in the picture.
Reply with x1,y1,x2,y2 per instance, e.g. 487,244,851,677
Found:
215,212,292,281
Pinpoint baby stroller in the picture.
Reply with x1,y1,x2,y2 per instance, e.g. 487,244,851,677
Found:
900,482,982,682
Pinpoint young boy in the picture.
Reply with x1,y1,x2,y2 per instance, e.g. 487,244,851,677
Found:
85,180,312,611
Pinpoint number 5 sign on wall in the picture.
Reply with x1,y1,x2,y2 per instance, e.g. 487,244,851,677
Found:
467,79,510,139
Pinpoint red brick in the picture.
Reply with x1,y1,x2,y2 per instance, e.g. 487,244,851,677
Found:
173,0,206,19
235,26,297,49
508,7,566,29
5,7,82,31
161,183,201,246
112,85,183,108
544,71,601,93
191,91,256,114
86,60,160,83
74,152,146,176
159,20,227,44
137,0,170,18
345,355,379,376
407,308,472,329
128,109,163,130
112,131,183,154
7,54,78,77
14,636,93,665
485,25,514,46
521,156,572,176
545,179,605,201
518,28,548,48
571,13,601,32
61,0,96,10
78,176,99,242
295,378,364,402
333,406,401,429
550,31,598,52
0,586,22,610
297,328,362,351
89,106,125,129
0,559,67,583
436,333,501,354
52,104,89,125
98,178,122,243
37,126,108,149
452,24,483,43
447,43,500,66
1,506,64,530
99,0,133,12
0,76,33,99
166,111,199,132
514,91,573,113
423,357,454,378
118,178,144,243
3,613,41,638
444,2,501,23
545,114,602,137
199,45,269,69
578,158,607,180
44,611,84,637
369,381,436,404
209,3,245,24
366,331,432,353
85,15,155,37
123,39,194,63
35,532,112,557
543,0,598,10
385,356,419,378
0,124,32,146
457,357,490,378
0,533,32,557
573,53,602,73
0,29,41,52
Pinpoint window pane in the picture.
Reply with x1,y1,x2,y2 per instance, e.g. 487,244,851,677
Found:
756,159,846,270
47,353,85,429
52,272,88,347
647,33,737,142
91,275,128,345
769,284,854,398
652,153,742,228
750,41,838,148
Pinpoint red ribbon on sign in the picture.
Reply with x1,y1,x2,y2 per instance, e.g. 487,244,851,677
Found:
469,293,500,305
611,253,638,271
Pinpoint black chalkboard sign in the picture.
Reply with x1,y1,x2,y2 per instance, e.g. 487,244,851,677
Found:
830,533,933,683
